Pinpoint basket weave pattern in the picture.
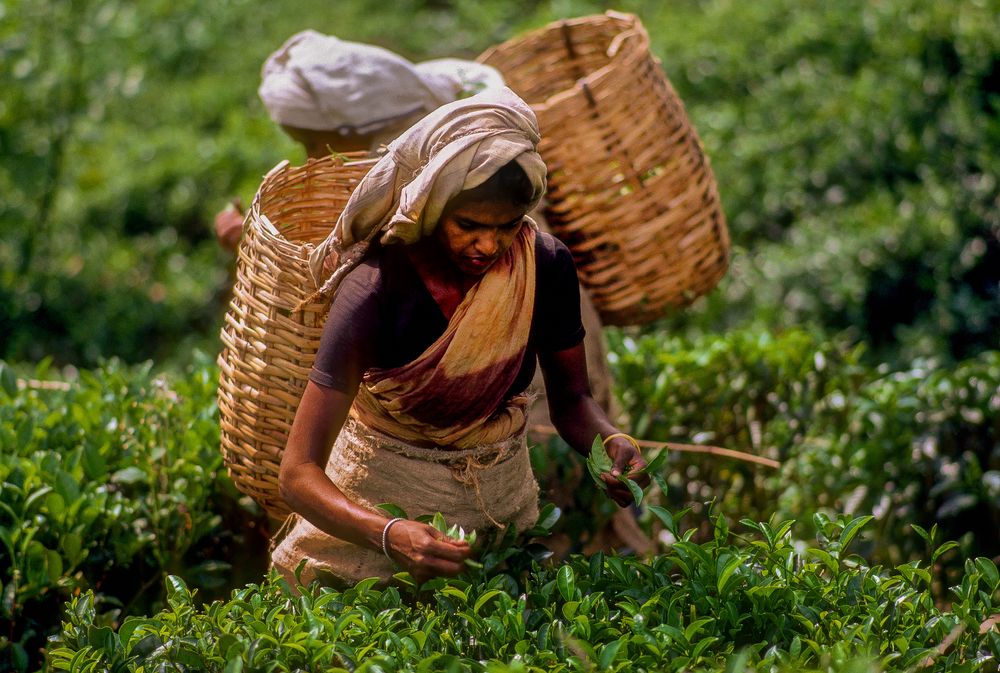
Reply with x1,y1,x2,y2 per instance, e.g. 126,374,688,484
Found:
480,12,730,325
218,154,374,518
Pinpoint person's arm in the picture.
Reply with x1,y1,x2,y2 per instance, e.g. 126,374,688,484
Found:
214,200,244,251
538,343,648,507
279,381,471,582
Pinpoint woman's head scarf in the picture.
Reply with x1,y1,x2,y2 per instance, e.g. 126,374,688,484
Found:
307,86,547,295
258,30,505,134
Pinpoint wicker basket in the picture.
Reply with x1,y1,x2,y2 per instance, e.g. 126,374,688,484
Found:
218,153,375,519
479,11,730,326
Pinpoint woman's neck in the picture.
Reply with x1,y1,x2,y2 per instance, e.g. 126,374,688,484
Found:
406,241,477,320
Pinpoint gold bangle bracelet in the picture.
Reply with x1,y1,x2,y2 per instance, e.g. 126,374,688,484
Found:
602,432,641,452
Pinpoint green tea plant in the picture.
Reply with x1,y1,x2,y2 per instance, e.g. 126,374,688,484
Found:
607,327,1000,569
780,350,1000,568
47,514,1000,672
608,328,865,525
0,355,266,672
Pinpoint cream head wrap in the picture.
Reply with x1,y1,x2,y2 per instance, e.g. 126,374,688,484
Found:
305,86,547,300
258,30,505,134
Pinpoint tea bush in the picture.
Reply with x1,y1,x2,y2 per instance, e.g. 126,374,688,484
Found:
0,231,232,365
533,328,861,553
2,327,995,670
0,356,268,672
2,335,997,671
608,327,1000,566
608,328,865,525
782,351,1000,568
48,516,1000,672
668,178,1000,367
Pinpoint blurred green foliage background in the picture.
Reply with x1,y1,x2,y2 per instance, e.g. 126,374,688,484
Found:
2,0,997,367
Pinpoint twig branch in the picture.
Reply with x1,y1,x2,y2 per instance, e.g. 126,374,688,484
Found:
529,424,781,469
918,622,965,669
18,379,72,391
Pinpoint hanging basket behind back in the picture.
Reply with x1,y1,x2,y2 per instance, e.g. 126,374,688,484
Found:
218,154,375,519
479,11,730,326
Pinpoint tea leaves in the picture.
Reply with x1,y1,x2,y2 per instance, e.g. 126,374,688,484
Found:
48,513,1000,672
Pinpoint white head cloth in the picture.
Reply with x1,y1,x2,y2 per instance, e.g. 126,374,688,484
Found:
415,58,506,100
306,86,547,294
258,30,505,134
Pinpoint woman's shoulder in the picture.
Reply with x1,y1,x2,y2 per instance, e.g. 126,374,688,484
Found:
534,229,576,272
340,244,410,289
332,247,396,312
338,254,381,295
535,229,573,258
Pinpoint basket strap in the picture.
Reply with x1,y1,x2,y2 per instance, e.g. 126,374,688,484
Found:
559,21,578,60
292,225,381,313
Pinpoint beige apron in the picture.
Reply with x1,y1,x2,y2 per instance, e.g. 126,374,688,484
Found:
271,417,539,588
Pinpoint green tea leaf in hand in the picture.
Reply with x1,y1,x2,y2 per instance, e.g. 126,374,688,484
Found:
586,435,613,491
639,448,668,476
620,476,644,507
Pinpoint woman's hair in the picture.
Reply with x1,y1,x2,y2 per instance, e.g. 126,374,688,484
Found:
463,159,535,207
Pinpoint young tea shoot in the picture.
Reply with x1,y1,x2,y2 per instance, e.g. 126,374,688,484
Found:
586,435,669,507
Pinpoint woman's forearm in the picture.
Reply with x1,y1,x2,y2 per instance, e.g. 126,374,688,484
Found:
279,383,472,577
539,341,648,506
279,381,389,552
540,343,621,456
548,391,619,457
280,462,387,551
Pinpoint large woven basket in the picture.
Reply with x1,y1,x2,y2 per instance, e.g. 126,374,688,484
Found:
479,11,730,326
218,153,375,519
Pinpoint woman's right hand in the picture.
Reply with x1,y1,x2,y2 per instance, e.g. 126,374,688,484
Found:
385,519,472,583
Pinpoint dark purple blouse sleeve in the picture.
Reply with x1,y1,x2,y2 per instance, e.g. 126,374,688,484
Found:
308,261,380,392
535,235,586,352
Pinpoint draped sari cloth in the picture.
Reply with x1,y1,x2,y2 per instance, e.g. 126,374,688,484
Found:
353,223,536,449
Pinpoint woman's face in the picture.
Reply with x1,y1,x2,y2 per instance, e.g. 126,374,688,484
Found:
435,197,529,276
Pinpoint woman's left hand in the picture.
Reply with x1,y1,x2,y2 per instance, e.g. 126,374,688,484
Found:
601,436,649,507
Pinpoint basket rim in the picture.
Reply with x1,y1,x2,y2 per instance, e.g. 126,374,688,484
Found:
477,11,648,113
246,153,379,249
